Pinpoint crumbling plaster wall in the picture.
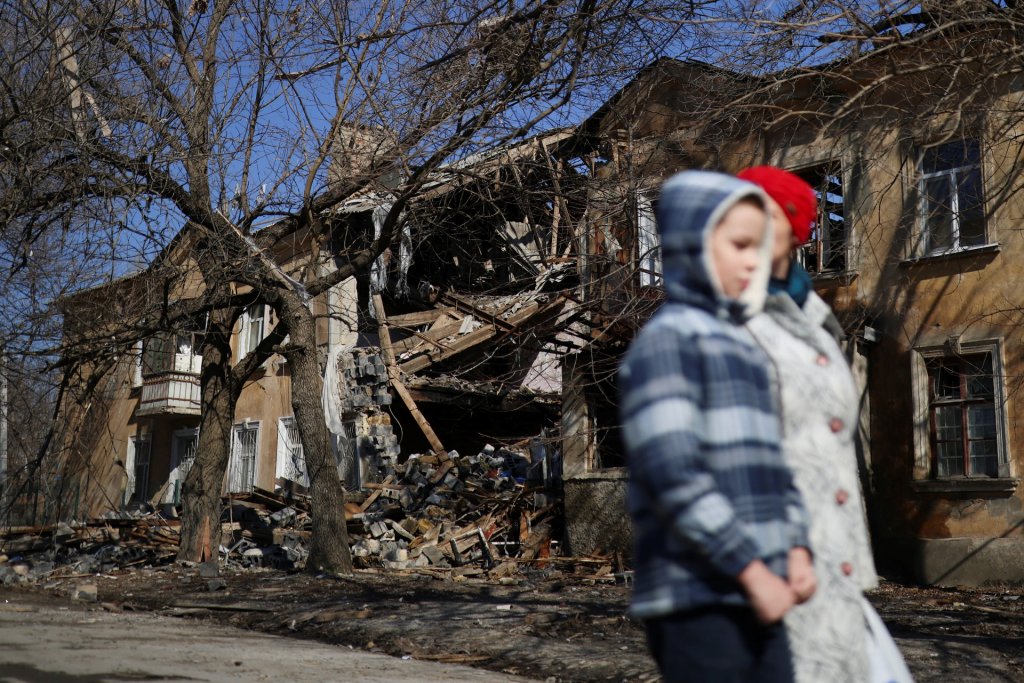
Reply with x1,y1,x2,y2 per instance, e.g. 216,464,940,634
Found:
560,355,631,558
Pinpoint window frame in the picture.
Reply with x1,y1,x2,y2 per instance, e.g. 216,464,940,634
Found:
794,161,848,276
276,416,309,487
228,420,260,493
126,432,152,505
168,427,199,505
635,191,661,287
911,339,1012,482
238,303,266,358
915,137,988,257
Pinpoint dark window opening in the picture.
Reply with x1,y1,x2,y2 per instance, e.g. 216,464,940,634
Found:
796,162,846,274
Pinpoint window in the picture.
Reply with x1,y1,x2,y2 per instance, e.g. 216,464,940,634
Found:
126,433,152,505
141,316,205,376
228,421,260,493
131,340,143,387
636,193,661,287
238,303,266,357
928,353,998,477
796,163,846,274
917,138,986,256
276,417,309,487
912,341,1009,481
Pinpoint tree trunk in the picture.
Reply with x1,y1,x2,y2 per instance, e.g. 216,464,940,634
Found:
177,313,235,563
278,294,353,574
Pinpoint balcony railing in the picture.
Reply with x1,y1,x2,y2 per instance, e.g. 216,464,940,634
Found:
136,369,201,416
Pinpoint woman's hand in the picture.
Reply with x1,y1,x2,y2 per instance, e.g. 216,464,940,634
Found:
787,547,817,603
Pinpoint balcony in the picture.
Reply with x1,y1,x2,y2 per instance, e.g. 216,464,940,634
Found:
136,353,201,416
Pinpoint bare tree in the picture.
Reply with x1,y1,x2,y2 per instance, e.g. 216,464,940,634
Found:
0,0,716,572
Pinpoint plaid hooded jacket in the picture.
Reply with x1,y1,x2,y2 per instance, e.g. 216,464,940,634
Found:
618,171,810,619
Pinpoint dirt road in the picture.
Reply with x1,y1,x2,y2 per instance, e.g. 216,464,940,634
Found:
0,592,536,683
3,566,1024,682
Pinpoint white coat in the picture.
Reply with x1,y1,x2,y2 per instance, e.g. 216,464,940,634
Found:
748,290,878,683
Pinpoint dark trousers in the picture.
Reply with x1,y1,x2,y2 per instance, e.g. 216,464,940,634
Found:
644,606,794,683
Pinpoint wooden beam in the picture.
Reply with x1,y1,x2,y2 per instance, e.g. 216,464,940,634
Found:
391,319,463,357
373,295,446,454
399,295,566,375
387,308,453,327
440,293,518,333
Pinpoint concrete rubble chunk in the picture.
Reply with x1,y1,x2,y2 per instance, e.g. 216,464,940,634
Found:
72,583,99,602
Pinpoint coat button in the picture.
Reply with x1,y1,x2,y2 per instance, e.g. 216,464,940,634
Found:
816,354,830,366
836,489,849,505
830,418,844,433
841,562,853,576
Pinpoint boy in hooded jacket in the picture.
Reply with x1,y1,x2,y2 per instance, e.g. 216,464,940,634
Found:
619,170,815,683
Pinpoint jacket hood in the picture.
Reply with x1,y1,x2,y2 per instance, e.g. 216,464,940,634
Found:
656,170,773,320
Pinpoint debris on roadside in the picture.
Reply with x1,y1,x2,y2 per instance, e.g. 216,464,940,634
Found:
0,444,618,585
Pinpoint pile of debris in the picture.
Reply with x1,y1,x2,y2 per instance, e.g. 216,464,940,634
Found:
0,443,613,585
347,443,558,578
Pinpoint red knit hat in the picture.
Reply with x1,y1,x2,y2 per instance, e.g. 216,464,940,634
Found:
737,166,817,244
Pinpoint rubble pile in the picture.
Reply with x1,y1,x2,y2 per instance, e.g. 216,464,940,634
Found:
0,516,181,585
347,444,558,578
0,443,596,585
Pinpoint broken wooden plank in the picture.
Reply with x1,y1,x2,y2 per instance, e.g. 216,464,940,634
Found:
358,474,395,512
440,292,517,333
387,308,452,327
391,319,463,357
399,295,566,375
170,601,277,613
373,294,446,454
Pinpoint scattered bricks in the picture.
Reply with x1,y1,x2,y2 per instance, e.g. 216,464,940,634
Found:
385,547,408,562
198,561,219,578
269,507,297,527
207,578,228,591
398,518,419,537
420,545,447,566
368,521,390,539
387,520,415,542
73,583,99,602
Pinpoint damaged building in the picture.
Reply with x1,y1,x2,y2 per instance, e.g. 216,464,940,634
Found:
558,39,1024,585
49,128,586,547
47,30,1024,586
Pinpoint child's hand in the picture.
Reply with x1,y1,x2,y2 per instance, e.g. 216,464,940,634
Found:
787,547,817,603
738,559,797,625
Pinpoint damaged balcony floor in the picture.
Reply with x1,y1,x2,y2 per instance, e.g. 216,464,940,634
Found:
5,568,1024,682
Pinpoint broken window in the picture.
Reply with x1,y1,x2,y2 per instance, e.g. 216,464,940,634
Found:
796,162,846,274
276,417,309,487
917,138,986,256
926,352,1002,478
228,421,260,493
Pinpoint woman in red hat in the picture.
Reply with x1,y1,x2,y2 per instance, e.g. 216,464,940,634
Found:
739,166,913,683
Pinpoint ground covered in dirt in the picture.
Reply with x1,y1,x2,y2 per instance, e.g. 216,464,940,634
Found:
12,564,1024,682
